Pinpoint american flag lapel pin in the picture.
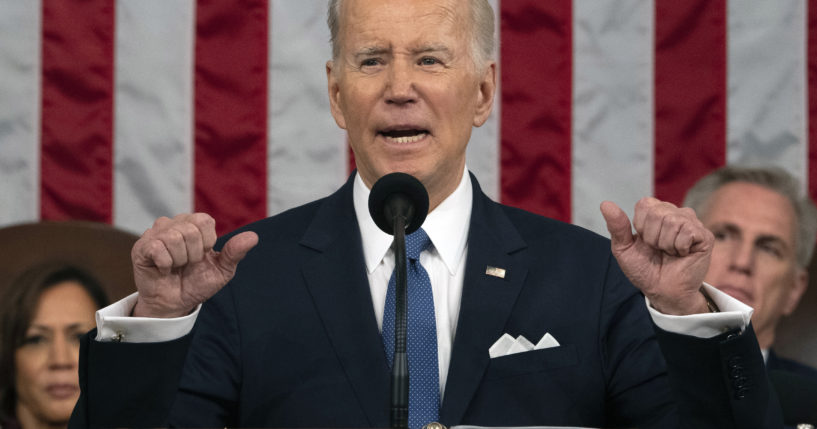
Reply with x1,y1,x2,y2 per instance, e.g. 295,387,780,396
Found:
485,266,506,279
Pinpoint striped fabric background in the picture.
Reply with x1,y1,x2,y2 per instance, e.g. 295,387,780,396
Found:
0,0,815,239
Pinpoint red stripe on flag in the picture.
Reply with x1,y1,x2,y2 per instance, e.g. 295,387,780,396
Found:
809,0,817,203
500,1,573,222
40,0,115,223
654,0,727,205
194,0,268,236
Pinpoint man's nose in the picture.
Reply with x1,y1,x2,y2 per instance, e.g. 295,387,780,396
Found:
728,241,753,275
384,62,417,105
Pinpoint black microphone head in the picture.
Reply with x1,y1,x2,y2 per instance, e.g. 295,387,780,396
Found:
368,172,429,235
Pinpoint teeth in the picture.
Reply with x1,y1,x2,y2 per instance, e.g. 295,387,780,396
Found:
384,133,426,143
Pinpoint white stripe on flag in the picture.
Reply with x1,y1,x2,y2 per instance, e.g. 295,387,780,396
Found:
727,0,809,191
0,0,41,226
114,0,195,233
1,2,816,231
466,0,501,202
268,2,348,216
572,0,654,236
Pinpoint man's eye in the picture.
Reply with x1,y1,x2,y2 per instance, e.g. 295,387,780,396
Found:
361,58,380,67
420,57,439,66
712,230,727,241
758,243,783,258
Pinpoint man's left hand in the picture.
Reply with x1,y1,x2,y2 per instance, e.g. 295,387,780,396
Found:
600,198,714,315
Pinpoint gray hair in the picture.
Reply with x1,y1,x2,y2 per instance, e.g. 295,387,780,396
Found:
683,165,817,268
327,0,495,70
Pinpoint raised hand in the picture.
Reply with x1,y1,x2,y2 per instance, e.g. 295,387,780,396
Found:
130,213,259,318
600,198,713,315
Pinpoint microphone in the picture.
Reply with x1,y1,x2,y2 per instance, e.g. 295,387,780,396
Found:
368,172,429,429
368,172,429,236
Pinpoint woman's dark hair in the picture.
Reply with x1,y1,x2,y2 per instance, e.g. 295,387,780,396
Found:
0,262,109,421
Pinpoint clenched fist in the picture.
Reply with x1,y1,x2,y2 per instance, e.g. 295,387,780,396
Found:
601,198,714,315
130,213,258,318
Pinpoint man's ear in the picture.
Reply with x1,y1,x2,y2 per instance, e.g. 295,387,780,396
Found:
472,61,496,127
327,60,347,130
783,267,809,315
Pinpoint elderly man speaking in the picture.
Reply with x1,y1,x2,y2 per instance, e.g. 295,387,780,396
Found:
70,0,781,428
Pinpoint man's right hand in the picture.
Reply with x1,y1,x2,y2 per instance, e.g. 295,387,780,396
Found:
130,213,259,318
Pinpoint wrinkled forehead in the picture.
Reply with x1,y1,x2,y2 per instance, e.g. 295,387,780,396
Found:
705,182,799,239
337,0,471,48
340,0,466,22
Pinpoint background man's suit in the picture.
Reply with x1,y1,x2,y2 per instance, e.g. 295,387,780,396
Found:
71,174,780,428
767,350,817,379
766,350,817,425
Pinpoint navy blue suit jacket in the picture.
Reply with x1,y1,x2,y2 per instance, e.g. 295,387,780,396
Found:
767,350,817,379
72,173,781,428
766,350,817,426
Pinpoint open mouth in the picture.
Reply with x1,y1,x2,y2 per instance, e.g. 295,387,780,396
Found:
378,128,429,144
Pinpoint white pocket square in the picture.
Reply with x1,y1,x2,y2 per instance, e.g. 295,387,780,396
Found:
488,332,560,358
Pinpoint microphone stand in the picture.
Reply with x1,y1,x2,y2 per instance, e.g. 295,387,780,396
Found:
367,172,430,429
390,214,409,429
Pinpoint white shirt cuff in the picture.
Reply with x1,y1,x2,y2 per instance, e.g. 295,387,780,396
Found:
94,292,201,343
647,283,753,338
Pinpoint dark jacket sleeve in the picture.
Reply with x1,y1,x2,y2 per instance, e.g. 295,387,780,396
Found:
69,328,193,429
655,322,784,428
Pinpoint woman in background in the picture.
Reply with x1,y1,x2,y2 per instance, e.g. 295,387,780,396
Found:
0,263,108,429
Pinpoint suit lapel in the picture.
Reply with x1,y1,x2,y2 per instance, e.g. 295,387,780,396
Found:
299,175,391,427
440,175,528,425
296,173,530,426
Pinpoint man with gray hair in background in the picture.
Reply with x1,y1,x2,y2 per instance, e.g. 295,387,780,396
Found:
684,165,817,373
684,165,817,423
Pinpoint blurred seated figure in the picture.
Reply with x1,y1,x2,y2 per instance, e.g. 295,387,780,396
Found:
684,165,817,424
0,263,109,429
684,165,817,373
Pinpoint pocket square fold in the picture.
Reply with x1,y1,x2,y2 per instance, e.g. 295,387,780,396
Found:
489,332,561,358
535,332,560,349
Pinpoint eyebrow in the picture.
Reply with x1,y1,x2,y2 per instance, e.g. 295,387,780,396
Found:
755,235,790,250
413,44,452,56
354,46,390,58
353,44,453,58
714,222,791,250
28,322,89,333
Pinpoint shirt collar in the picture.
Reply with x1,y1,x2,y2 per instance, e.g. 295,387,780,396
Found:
354,167,473,275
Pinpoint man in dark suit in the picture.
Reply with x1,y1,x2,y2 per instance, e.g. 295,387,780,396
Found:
683,166,817,372
70,0,781,428
683,166,817,424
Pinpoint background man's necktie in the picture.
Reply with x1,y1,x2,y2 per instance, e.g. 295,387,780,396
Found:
382,228,440,428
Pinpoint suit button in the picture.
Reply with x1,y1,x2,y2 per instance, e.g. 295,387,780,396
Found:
729,366,743,379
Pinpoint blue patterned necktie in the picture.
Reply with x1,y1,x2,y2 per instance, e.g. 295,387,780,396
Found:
382,228,440,429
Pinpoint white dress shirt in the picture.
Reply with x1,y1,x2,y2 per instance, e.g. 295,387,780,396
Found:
96,166,752,399
355,168,472,398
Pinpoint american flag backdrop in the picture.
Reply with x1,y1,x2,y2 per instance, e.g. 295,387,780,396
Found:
0,0,816,238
